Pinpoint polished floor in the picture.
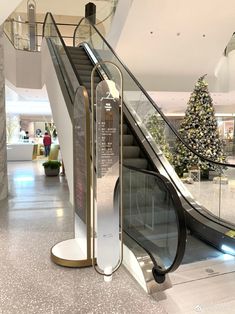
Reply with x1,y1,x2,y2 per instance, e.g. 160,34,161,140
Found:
185,157,235,224
1,161,235,313
0,161,166,314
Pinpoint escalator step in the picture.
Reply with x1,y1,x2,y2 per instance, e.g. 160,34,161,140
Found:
124,158,148,169
69,54,89,60
74,63,93,69
123,134,134,145
79,75,101,84
67,46,84,53
122,124,128,134
123,146,140,158
75,69,92,76
72,59,92,65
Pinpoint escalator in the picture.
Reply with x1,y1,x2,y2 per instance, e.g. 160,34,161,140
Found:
42,12,235,281
67,43,231,265
42,13,187,286
72,20,235,256
66,45,152,170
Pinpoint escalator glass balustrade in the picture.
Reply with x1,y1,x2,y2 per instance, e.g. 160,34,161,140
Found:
72,17,235,253
122,166,186,275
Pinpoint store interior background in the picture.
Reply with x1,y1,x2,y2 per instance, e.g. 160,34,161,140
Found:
4,0,235,162
1,1,235,313
5,84,234,160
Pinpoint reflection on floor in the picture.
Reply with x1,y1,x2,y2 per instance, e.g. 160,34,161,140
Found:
185,164,235,223
1,161,166,313
182,235,222,264
158,253,235,313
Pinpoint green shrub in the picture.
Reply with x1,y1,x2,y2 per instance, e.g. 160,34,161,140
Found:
42,160,61,169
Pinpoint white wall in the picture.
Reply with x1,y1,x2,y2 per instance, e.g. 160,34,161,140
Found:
228,51,235,91
214,56,228,92
110,0,235,92
0,0,24,24
41,39,73,203
106,0,133,49
4,35,42,89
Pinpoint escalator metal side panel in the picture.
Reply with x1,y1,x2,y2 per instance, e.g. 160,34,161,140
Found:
123,235,172,294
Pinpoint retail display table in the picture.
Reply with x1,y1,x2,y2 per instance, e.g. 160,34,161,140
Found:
7,143,35,161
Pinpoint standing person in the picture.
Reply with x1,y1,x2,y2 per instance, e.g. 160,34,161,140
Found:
43,132,52,157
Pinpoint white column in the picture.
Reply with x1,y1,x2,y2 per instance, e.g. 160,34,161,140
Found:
0,25,8,200
228,50,235,91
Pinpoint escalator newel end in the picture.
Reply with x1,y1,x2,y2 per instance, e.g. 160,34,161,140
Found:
152,267,165,284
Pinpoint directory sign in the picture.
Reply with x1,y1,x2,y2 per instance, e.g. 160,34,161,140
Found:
95,80,120,274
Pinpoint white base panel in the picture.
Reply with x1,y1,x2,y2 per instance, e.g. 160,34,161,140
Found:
51,238,92,267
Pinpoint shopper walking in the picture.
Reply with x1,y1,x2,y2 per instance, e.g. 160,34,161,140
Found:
43,132,52,157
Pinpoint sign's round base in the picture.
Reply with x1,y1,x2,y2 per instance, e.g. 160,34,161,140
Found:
51,239,92,267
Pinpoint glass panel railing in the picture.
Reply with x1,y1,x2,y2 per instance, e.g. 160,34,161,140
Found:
73,19,235,228
123,166,186,274
43,13,80,105
132,97,235,225
5,0,118,52
95,0,118,36
4,18,76,51
4,19,42,51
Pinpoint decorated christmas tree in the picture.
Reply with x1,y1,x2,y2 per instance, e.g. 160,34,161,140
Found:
173,75,226,177
146,114,173,163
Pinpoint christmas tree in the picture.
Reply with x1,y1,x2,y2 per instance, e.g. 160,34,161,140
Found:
146,114,173,163
173,75,226,177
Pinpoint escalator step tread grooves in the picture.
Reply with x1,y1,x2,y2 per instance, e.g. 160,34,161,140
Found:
67,45,150,171
124,158,148,169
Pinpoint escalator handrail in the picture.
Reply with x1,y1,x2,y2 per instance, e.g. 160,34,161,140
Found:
42,12,83,88
73,17,235,170
43,14,187,274
120,165,187,275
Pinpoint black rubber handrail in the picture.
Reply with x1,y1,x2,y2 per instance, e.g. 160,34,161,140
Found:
117,165,186,276
73,17,235,170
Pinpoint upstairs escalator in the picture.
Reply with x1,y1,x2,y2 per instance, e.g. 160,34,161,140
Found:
69,17,235,257
42,13,187,282
67,43,233,263
42,12,235,275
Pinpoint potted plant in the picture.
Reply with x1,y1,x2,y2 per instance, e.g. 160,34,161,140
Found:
42,160,61,176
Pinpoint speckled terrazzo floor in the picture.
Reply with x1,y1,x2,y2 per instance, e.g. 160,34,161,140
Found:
0,161,167,314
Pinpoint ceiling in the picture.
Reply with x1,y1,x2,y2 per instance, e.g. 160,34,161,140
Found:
0,0,22,24
4,0,235,116
114,0,235,92
148,91,235,115
14,0,114,21
5,83,51,116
